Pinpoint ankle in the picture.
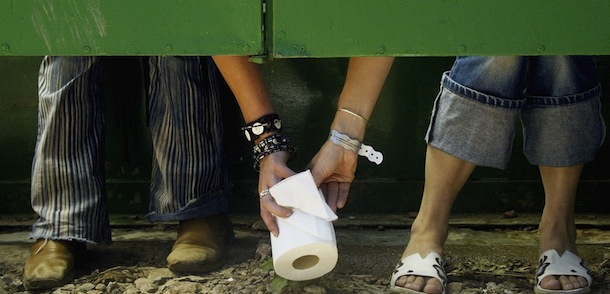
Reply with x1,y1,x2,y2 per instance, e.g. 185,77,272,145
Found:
404,221,448,257
538,222,577,254
410,217,449,241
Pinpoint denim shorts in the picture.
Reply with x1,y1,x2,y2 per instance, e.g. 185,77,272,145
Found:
425,56,605,169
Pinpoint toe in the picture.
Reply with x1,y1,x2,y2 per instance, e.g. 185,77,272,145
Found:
405,275,418,285
539,276,562,291
565,275,588,290
395,275,443,294
558,275,575,290
422,277,444,294
394,275,408,287
576,276,589,288
406,276,426,292
539,274,589,291
395,275,426,292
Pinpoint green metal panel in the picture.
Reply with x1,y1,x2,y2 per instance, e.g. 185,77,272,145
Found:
0,0,263,56
3,0,609,57
268,0,610,57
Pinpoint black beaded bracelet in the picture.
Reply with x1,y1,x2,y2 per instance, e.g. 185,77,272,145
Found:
242,113,282,142
252,134,297,171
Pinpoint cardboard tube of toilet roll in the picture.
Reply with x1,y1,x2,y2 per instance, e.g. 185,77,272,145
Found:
271,211,338,281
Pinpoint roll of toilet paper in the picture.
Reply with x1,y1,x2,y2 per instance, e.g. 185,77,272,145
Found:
271,210,338,281
269,170,337,221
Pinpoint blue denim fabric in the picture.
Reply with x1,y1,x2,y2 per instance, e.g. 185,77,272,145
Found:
426,56,605,169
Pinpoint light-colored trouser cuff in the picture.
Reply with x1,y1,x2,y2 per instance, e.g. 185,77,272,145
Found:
425,85,605,169
425,87,519,169
522,93,605,167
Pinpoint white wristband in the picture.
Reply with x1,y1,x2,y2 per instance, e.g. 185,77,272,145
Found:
358,143,383,165
328,130,360,153
328,130,383,165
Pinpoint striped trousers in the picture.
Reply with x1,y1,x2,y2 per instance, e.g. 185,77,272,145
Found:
30,56,230,244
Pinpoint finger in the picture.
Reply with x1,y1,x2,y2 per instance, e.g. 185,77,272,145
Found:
310,164,326,187
274,163,297,180
326,181,339,212
320,183,328,200
309,151,331,186
260,192,293,218
337,182,351,209
260,208,279,237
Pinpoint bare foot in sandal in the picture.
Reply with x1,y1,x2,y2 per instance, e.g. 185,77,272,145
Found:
535,219,591,293
390,225,447,294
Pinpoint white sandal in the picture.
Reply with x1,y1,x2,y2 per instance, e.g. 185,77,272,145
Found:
534,249,592,294
389,251,447,294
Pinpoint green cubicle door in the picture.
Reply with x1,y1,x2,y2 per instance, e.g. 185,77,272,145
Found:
0,0,263,56
267,0,610,57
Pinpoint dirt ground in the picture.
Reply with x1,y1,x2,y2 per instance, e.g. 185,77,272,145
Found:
1,214,609,293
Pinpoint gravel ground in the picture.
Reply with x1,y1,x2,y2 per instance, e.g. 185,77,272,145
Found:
1,218,610,293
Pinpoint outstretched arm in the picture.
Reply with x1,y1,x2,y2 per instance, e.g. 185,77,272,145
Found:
309,56,395,211
212,56,296,236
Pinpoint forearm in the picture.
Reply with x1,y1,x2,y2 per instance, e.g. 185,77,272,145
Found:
332,57,395,141
212,55,274,123
214,56,296,230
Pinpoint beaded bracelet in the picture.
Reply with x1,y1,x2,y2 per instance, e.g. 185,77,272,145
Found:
242,113,282,142
252,134,297,171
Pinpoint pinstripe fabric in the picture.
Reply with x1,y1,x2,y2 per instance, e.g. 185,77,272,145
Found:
29,56,229,244
30,56,110,244
146,56,229,222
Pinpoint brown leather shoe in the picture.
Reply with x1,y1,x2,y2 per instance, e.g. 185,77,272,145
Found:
23,239,83,290
167,214,234,273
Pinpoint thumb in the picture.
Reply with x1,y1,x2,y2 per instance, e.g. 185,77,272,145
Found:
276,164,297,179
310,164,326,187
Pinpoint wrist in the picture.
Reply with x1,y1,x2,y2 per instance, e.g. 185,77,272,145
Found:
253,131,279,145
242,113,282,143
327,129,384,165
328,130,361,154
259,150,290,169
330,116,366,141
252,134,297,171
331,107,368,141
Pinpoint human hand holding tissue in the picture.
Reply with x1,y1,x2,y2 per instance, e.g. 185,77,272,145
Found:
268,170,339,281
309,140,359,211
257,151,297,237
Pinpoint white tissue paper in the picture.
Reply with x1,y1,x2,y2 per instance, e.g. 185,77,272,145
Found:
269,170,338,281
